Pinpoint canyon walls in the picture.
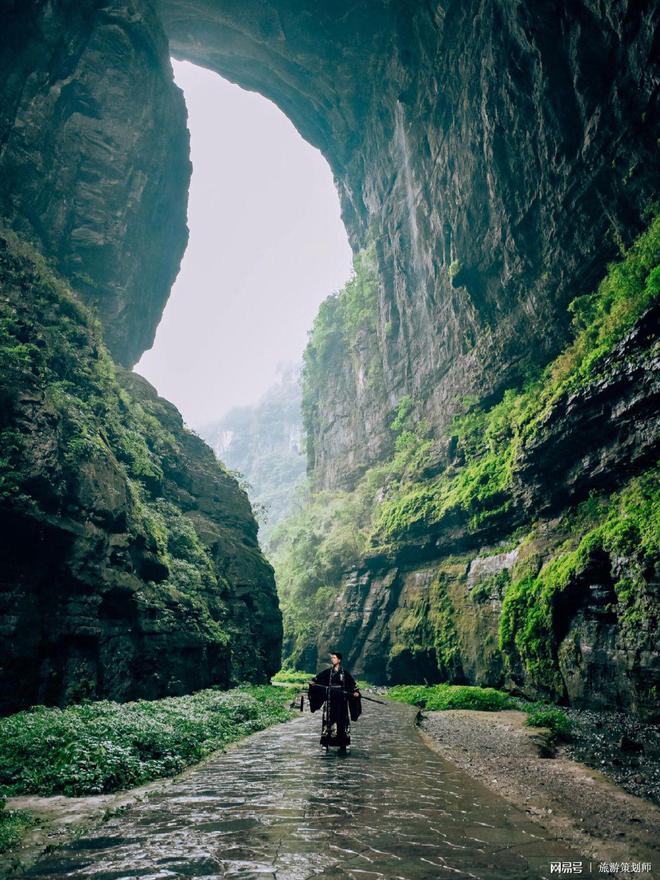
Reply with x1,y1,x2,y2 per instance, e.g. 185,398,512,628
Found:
0,231,281,714
159,0,658,488
0,0,190,367
0,0,658,712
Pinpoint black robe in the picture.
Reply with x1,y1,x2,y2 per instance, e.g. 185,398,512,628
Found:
308,666,362,748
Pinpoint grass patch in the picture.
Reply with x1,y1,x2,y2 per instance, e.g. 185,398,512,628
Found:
387,684,517,712
271,670,314,685
525,705,572,738
0,798,36,854
387,685,572,738
0,686,295,797
272,669,371,690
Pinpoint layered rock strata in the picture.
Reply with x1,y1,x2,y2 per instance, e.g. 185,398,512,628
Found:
159,0,659,488
0,0,190,366
313,304,659,718
0,233,281,714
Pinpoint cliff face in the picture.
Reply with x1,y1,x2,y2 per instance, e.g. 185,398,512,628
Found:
278,222,659,716
0,1,658,714
0,0,190,367
2,1,656,476
0,232,281,714
159,0,658,489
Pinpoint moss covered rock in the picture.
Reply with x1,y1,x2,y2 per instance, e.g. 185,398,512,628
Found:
0,231,281,714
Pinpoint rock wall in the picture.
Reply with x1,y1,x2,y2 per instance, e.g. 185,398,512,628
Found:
311,302,659,718
159,0,659,488
0,1,658,714
0,0,190,367
5,2,655,483
0,232,281,714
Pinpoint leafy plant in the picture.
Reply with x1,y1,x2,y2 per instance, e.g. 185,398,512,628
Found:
525,705,572,738
0,687,295,798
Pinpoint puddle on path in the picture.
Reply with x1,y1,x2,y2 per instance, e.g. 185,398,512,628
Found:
25,701,578,879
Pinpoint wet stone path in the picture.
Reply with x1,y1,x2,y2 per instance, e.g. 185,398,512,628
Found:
26,701,578,879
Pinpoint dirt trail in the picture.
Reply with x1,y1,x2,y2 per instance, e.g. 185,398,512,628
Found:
420,709,659,874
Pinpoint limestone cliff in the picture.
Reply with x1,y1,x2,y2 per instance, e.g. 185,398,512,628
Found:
4,2,656,477
0,1,658,716
158,0,659,488
0,232,281,714
276,223,659,717
0,0,190,367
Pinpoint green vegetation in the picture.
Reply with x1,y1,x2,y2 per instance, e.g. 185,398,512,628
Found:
0,797,36,854
524,705,572,738
448,259,461,280
302,244,380,462
272,670,313,685
304,244,379,364
388,683,516,712
198,367,306,545
500,468,659,695
387,685,572,737
0,687,294,798
372,212,659,546
269,479,377,665
277,213,659,672
470,570,511,604
0,228,249,660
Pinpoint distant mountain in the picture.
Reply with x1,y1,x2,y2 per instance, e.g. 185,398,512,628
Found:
198,366,306,545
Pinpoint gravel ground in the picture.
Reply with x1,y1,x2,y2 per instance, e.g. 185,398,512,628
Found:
563,708,660,804
419,709,659,874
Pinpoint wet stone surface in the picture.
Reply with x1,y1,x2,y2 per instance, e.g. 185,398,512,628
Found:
26,702,577,879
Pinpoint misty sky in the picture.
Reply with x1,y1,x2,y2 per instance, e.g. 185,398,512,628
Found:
136,60,353,429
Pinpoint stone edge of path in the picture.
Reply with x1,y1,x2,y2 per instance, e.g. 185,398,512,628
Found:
0,714,304,880
416,709,660,872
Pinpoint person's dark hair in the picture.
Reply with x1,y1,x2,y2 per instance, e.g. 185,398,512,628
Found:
330,651,343,661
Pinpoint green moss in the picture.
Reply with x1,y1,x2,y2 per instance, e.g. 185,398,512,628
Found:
0,800,36,854
428,573,462,676
471,570,511,604
278,215,659,667
448,259,462,280
0,228,243,660
372,213,659,548
302,244,379,462
499,468,660,694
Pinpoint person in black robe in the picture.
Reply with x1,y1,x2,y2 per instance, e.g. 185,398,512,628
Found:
308,651,362,752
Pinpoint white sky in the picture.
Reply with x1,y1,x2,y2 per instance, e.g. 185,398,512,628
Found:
136,60,352,428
